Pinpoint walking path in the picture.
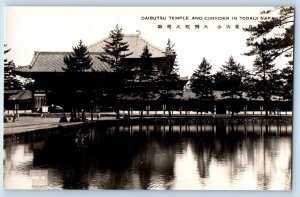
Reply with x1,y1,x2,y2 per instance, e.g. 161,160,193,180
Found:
4,117,83,135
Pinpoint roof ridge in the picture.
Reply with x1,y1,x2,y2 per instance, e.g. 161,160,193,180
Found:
32,51,72,54
88,34,149,49
30,51,39,68
124,34,140,37
30,51,102,55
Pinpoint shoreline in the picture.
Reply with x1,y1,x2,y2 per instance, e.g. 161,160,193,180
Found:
3,114,292,139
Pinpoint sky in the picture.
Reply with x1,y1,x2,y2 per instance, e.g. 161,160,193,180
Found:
4,6,289,77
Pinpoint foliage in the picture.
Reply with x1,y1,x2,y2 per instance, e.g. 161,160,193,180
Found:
218,56,247,116
135,45,156,117
212,71,227,91
190,57,214,100
157,39,180,96
243,6,294,108
63,40,93,72
190,58,215,115
156,39,181,116
4,44,23,90
279,65,293,100
243,7,294,62
97,25,133,118
220,56,247,99
97,25,133,76
137,45,155,82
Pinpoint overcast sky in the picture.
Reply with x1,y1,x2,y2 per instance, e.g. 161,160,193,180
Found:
5,6,288,77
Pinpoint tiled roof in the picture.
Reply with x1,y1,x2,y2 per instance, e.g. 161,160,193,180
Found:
180,90,285,101
15,34,165,73
14,52,113,73
8,90,32,101
4,90,21,94
88,34,165,58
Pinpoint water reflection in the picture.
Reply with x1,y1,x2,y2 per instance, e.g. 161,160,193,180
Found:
4,123,292,190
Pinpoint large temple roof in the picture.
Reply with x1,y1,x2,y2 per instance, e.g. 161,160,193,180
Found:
14,34,165,73
88,34,165,58
14,52,113,73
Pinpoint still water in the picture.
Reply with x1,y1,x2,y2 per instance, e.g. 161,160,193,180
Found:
4,123,292,190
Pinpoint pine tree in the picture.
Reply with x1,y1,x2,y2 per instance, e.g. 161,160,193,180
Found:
157,39,180,117
244,7,294,107
62,40,93,121
98,25,133,75
248,50,282,116
136,45,156,118
4,44,22,90
63,40,93,72
97,25,133,119
190,58,214,99
190,58,215,116
160,39,179,81
244,7,294,62
220,56,246,117
279,64,293,100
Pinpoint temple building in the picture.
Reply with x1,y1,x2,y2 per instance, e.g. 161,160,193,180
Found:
13,34,188,112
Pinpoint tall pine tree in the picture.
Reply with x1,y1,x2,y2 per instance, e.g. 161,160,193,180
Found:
97,25,133,119
190,58,215,116
244,7,294,108
157,39,180,117
190,58,214,99
220,56,247,117
98,25,133,74
247,48,282,116
62,40,93,121
135,45,156,118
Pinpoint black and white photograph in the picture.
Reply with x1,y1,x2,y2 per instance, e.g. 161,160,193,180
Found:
3,6,294,190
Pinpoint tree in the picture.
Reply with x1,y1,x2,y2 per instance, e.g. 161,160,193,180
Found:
221,56,246,98
97,25,133,119
244,7,294,108
62,40,93,121
156,39,181,117
243,7,294,62
190,58,215,116
63,40,93,72
135,45,156,118
220,56,247,117
213,71,227,91
279,64,293,100
247,50,283,116
4,44,22,90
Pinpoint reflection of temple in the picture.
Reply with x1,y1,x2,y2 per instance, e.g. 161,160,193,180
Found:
4,123,292,190
28,126,183,189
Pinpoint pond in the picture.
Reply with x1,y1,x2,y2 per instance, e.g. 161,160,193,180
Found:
3,122,292,190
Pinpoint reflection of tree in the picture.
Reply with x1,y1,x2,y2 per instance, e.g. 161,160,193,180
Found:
133,131,182,189
31,129,90,189
29,126,183,189
193,134,214,178
25,123,291,190
255,137,276,190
